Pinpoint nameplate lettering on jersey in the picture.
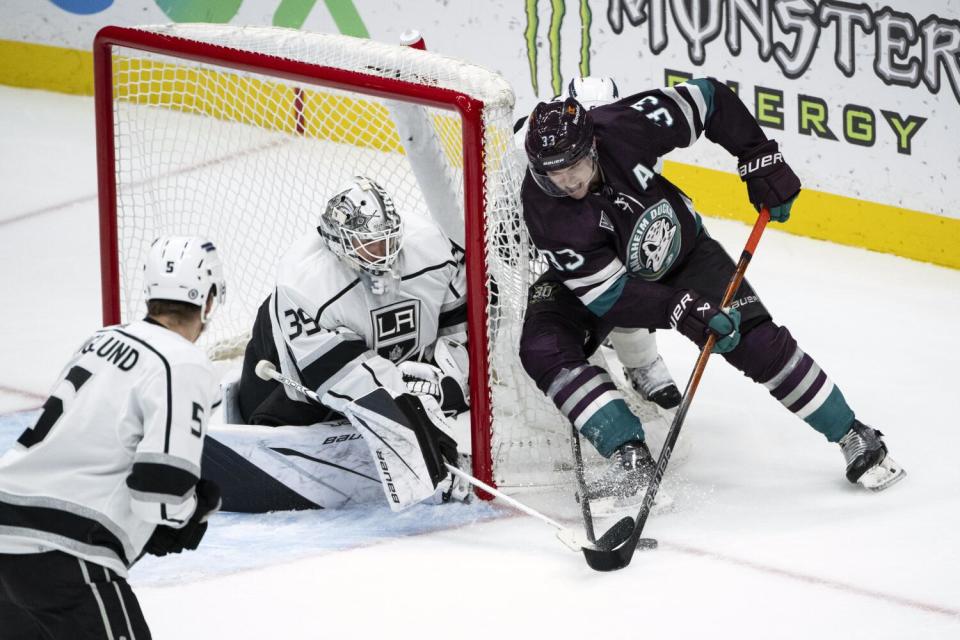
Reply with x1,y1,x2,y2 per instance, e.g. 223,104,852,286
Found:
370,300,421,362
626,198,682,281
81,334,140,371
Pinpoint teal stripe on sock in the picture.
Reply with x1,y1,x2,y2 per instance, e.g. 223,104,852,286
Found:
804,386,855,442
579,399,644,458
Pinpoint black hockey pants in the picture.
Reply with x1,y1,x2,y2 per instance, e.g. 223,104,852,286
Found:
0,550,151,640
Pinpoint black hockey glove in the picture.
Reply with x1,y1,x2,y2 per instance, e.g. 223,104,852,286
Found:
394,393,460,488
144,479,222,557
737,140,801,222
668,291,742,354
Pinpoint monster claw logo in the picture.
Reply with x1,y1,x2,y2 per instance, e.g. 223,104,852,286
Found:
523,1,951,156
525,0,592,97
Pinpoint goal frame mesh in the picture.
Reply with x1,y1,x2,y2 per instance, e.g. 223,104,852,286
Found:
92,25,501,489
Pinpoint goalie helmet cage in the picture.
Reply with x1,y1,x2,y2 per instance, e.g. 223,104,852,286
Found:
94,24,631,495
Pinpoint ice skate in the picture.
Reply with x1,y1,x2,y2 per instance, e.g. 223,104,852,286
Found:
839,420,906,492
579,441,673,516
625,356,681,410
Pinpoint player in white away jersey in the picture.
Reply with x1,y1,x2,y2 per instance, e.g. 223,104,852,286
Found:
224,176,468,512
0,236,226,639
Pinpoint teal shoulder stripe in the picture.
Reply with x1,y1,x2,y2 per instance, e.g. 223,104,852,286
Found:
688,78,715,120
586,273,627,316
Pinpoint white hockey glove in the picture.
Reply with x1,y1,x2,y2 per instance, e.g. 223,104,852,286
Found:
398,360,469,414
398,360,443,399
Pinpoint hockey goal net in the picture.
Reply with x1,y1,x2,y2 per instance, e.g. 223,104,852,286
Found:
95,24,655,494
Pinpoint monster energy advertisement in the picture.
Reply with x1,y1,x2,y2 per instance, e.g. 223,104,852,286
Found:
3,0,957,219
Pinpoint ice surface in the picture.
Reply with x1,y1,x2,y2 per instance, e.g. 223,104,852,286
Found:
1,86,958,639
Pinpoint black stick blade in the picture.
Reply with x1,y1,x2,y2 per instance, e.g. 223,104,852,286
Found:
582,516,636,572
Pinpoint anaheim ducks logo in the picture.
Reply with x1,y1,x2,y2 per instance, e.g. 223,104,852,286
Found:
627,199,681,280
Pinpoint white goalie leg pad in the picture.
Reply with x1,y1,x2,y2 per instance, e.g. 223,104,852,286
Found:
344,389,457,511
857,454,906,492
206,421,384,511
607,328,659,368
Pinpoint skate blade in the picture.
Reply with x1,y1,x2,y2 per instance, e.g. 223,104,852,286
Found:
858,455,906,492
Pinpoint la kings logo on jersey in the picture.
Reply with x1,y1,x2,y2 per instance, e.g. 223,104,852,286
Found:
627,199,681,280
371,300,421,362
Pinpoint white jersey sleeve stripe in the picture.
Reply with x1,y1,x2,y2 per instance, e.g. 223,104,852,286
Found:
660,87,697,147
575,265,628,308
563,256,625,290
677,81,708,128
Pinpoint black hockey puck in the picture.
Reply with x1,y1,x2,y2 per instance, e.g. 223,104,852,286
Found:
636,537,658,550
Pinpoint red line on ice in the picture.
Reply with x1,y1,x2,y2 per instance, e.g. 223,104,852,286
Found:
663,541,960,620
0,139,288,227
0,385,43,416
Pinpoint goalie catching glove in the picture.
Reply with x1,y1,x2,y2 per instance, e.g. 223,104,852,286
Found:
144,479,222,557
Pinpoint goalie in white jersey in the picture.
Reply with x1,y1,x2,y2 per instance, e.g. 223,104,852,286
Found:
0,236,226,639
224,176,469,512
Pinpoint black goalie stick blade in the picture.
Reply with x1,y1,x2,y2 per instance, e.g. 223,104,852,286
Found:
582,517,635,571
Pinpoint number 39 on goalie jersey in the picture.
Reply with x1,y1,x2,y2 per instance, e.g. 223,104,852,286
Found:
268,212,467,412
0,319,220,576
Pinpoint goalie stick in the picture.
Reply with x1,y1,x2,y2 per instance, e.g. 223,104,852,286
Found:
582,208,772,572
254,360,594,552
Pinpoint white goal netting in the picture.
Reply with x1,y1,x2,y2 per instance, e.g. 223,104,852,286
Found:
98,24,668,492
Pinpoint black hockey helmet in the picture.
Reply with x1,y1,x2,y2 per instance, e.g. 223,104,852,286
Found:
524,98,597,197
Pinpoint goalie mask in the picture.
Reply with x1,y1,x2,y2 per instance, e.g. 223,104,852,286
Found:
524,98,598,198
318,177,404,276
143,236,226,324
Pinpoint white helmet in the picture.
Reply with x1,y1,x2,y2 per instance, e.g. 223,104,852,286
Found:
142,236,226,324
317,176,404,276
567,76,620,109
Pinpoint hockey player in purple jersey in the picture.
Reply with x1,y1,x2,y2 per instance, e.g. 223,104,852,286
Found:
518,78,905,501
